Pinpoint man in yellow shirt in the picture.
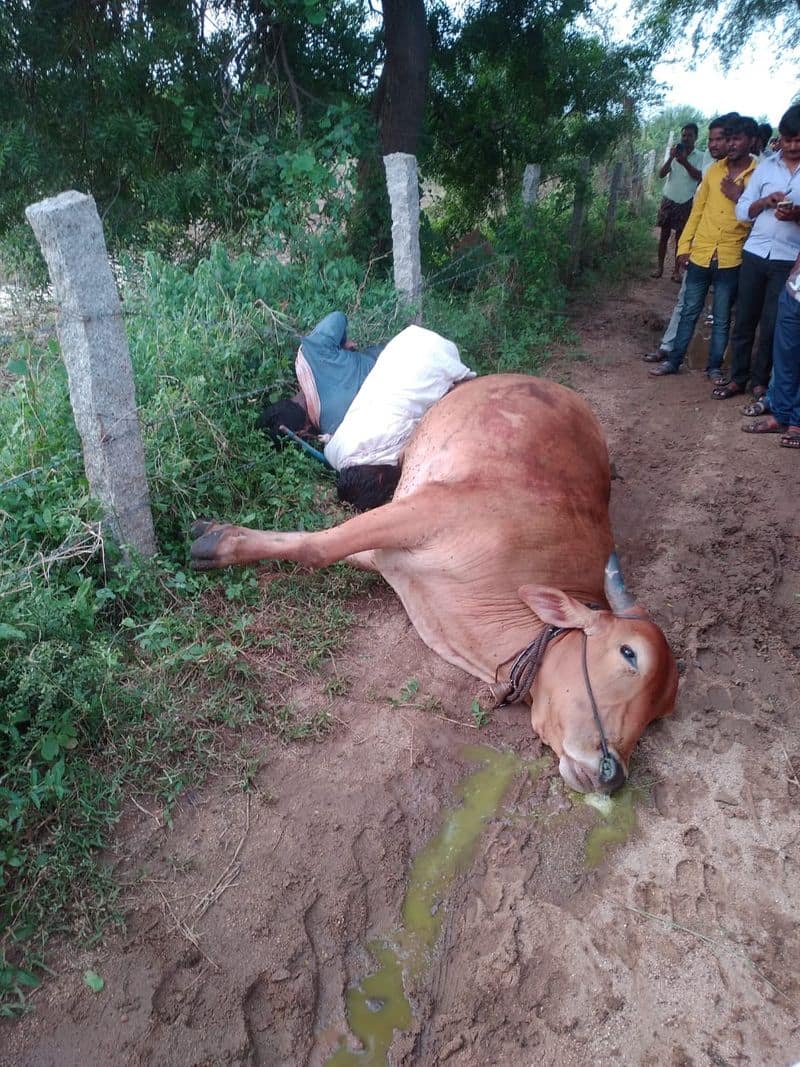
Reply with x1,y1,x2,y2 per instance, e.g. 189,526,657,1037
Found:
649,116,758,380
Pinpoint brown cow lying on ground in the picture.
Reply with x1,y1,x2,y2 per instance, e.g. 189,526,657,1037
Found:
191,374,678,794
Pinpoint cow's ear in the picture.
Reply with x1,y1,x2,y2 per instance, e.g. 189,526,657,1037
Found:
518,585,599,633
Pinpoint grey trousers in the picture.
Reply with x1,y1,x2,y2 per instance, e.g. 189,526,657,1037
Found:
660,274,687,352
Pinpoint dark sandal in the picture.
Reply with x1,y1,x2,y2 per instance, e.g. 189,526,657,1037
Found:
741,417,787,434
779,432,800,449
741,398,770,417
752,386,767,401
712,381,745,400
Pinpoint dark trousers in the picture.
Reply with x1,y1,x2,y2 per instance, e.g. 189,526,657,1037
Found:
729,251,795,390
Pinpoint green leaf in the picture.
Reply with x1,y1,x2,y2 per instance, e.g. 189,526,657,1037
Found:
0,624,25,641
5,359,27,376
83,970,104,993
39,736,60,761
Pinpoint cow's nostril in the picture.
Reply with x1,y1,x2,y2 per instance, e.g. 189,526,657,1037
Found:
598,754,627,794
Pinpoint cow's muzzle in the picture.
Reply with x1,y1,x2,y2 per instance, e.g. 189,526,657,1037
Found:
559,752,627,795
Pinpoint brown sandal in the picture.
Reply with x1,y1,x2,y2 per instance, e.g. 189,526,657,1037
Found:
741,417,787,434
779,431,800,449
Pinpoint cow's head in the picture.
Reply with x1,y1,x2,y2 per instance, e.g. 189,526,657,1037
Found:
518,555,678,795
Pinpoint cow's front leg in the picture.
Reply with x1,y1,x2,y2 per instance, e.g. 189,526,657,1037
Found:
189,521,325,570
189,490,442,572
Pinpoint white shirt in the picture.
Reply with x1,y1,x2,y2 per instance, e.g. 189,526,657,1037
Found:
735,151,800,262
662,149,704,204
323,326,475,470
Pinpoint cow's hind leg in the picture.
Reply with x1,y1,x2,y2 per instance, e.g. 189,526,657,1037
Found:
189,490,440,572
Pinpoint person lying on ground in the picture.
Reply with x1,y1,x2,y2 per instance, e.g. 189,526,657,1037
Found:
644,115,736,364
740,250,800,447
257,312,474,510
326,324,475,507
712,104,800,402
257,311,386,444
648,117,757,381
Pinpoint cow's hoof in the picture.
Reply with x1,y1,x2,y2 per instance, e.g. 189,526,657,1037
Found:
190,522,239,570
190,518,219,540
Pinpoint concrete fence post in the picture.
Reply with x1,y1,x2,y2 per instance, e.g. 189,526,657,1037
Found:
382,152,422,309
604,161,625,242
522,163,541,206
26,190,158,559
568,158,591,276
644,149,657,192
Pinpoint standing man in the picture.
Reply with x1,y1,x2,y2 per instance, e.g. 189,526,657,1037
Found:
713,104,800,401
648,117,756,379
652,123,704,281
643,115,733,363
740,251,800,446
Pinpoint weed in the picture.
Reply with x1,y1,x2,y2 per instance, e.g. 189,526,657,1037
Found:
324,676,350,698
469,699,491,728
389,678,420,707
272,703,332,742
388,680,443,715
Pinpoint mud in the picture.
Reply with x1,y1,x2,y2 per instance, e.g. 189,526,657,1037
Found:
3,272,799,1067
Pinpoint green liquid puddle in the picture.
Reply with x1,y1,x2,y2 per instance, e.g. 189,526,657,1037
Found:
326,746,521,1066
583,785,639,867
326,748,641,1065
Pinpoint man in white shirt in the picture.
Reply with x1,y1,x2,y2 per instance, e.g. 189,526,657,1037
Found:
652,123,704,281
741,252,800,445
713,104,800,401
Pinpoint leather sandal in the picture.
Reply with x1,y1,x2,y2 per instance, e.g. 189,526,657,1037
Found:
740,417,787,434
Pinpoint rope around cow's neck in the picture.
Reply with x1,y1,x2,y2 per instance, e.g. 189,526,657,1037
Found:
493,624,616,786
493,624,567,707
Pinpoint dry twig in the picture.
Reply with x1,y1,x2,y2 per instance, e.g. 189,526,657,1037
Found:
782,744,800,790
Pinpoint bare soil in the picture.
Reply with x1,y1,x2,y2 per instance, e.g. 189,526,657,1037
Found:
4,273,800,1067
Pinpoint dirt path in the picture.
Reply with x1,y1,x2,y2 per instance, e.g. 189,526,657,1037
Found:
4,273,800,1067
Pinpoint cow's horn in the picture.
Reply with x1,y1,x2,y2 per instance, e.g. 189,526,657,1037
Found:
604,551,638,615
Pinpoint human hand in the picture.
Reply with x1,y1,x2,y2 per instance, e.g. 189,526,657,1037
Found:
675,254,690,274
343,339,358,351
761,191,787,211
721,176,743,203
775,201,800,223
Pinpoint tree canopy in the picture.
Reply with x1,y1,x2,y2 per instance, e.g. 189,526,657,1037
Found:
0,0,669,255
633,0,800,68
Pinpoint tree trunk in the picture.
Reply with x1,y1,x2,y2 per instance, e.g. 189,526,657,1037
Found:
375,0,430,155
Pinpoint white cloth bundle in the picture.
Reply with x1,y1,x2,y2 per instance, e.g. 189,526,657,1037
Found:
323,325,475,470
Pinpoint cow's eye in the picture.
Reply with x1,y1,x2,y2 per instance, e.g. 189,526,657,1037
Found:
620,644,637,667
